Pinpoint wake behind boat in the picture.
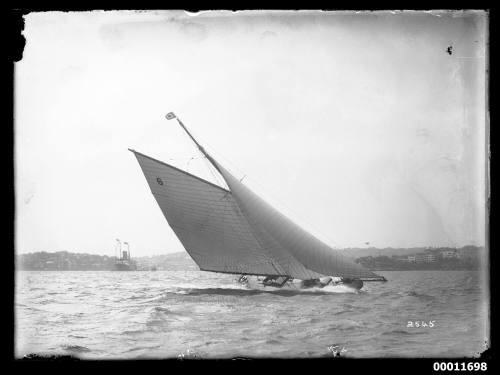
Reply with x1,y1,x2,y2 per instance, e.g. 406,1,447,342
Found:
130,112,387,291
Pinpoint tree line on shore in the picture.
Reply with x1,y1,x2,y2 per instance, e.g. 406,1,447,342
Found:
354,245,484,270
17,246,485,271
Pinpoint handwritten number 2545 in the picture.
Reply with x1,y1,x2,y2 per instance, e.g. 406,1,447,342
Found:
407,321,435,328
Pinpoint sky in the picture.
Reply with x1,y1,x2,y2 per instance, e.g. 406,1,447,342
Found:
15,10,488,256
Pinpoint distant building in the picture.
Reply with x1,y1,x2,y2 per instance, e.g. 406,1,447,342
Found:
441,250,459,259
407,255,416,263
423,253,436,262
393,255,407,262
415,254,425,263
424,248,440,256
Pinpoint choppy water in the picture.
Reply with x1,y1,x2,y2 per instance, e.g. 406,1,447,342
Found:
15,270,489,358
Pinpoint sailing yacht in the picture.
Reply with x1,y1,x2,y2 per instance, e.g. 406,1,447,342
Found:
129,112,386,290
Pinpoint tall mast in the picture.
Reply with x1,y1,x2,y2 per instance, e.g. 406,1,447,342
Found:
115,239,121,259
165,112,223,176
124,241,130,260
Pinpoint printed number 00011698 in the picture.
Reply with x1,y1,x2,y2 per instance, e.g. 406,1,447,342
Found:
433,362,487,371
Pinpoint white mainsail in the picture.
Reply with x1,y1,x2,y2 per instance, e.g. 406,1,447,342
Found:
130,114,384,281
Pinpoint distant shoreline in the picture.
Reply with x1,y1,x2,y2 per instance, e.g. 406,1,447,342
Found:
16,246,485,272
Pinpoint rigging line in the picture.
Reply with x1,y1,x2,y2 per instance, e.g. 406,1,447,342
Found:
172,119,229,190
171,117,340,249
202,155,227,190
184,157,195,172
172,123,247,178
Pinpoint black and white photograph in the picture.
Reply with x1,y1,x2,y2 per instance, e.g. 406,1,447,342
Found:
14,10,489,361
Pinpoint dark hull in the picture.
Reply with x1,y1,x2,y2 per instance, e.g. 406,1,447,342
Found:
114,262,136,271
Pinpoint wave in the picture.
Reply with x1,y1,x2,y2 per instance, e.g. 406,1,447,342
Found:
381,329,427,336
27,287,45,291
333,310,355,316
171,285,360,297
62,345,91,353
145,306,193,328
121,329,148,336
381,329,412,336
123,345,162,353
151,306,187,316
326,320,364,332
127,294,149,300
38,299,58,305
379,291,397,298
400,291,436,301
265,339,282,345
